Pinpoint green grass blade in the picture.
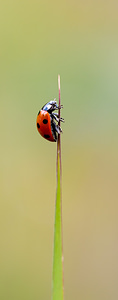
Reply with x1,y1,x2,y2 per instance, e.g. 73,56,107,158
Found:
52,75,64,300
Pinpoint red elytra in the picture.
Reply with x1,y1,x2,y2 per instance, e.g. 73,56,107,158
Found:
36,110,56,142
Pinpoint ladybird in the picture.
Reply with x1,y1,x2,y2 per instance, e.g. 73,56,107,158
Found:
36,100,64,142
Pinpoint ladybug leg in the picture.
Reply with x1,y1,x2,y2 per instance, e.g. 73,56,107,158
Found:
52,112,58,116
54,104,63,110
52,113,65,123
55,124,63,134
52,113,59,122
58,104,63,109
59,117,65,122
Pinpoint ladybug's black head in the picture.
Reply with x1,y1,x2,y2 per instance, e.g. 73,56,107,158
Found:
42,100,58,113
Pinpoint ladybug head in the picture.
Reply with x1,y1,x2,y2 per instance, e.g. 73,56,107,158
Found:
42,100,58,113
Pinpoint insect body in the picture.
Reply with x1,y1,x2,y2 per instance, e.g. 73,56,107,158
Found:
36,100,64,142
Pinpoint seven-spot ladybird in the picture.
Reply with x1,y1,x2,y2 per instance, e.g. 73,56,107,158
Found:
36,100,64,142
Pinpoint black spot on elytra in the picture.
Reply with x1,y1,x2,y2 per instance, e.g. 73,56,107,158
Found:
44,134,50,139
43,119,48,124
37,123,40,128
38,111,40,115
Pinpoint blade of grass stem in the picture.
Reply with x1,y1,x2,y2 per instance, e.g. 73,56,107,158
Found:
52,75,64,300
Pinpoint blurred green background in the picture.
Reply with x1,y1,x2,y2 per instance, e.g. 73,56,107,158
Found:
0,0,118,299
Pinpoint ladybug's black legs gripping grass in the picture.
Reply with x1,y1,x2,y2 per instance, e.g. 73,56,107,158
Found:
52,113,65,124
54,104,63,110
52,112,64,134
55,124,63,134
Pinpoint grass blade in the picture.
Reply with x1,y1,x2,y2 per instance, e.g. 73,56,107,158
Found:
52,75,64,300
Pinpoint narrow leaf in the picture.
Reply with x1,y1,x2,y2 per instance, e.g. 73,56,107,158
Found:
52,75,64,300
